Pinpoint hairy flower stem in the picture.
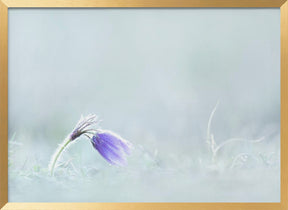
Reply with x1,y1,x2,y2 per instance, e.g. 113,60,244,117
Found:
50,137,72,176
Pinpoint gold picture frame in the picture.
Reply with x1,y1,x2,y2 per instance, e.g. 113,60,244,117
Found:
0,0,287,209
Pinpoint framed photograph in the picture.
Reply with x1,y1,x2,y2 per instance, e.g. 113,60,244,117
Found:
0,0,287,209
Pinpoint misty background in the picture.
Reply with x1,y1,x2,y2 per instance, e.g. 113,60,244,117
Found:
8,8,280,202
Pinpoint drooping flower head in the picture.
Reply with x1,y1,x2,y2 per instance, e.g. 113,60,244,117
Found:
91,130,132,166
49,114,132,175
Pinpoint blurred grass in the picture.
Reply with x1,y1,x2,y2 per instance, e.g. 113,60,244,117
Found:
8,131,280,202
7,104,280,202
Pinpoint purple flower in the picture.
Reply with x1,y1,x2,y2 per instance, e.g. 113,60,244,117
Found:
49,114,133,175
91,130,132,166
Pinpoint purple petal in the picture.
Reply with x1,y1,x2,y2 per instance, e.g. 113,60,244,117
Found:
97,132,132,154
92,139,126,165
91,130,132,166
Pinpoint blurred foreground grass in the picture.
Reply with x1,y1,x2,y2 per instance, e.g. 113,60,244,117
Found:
8,132,280,202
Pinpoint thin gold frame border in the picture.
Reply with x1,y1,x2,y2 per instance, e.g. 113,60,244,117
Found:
0,0,287,209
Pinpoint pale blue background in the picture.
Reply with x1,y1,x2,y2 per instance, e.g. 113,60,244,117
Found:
8,8,280,202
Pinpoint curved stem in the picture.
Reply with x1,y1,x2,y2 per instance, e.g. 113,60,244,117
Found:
50,137,72,176
206,101,219,145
